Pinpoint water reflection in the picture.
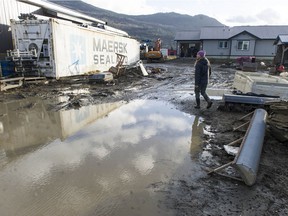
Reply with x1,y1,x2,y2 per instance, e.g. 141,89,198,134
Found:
190,116,204,157
0,99,123,158
0,99,205,216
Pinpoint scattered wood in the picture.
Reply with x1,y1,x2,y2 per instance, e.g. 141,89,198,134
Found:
0,76,48,91
0,77,24,91
24,77,48,84
207,161,233,175
226,137,244,146
233,121,250,131
267,101,288,142
109,53,127,76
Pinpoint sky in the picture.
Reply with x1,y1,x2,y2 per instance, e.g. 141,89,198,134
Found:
83,0,288,26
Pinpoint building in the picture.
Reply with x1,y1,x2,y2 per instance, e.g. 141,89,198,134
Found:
274,35,288,65
0,0,108,59
175,26,288,61
0,0,39,58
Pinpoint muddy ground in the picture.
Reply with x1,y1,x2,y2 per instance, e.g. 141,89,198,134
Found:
1,58,288,215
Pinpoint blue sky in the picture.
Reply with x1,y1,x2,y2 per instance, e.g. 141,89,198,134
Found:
83,0,288,26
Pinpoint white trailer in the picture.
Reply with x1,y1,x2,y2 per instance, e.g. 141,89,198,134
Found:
8,16,140,79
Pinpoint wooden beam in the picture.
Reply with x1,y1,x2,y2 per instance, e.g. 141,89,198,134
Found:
226,137,244,146
238,111,254,121
233,121,250,131
207,161,233,175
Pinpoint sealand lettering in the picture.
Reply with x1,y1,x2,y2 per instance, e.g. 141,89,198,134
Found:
94,54,116,65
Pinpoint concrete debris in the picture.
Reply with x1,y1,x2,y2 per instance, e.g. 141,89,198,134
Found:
224,145,239,156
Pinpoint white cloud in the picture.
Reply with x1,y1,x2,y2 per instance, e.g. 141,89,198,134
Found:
256,8,281,24
83,0,288,26
226,16,258,24
83,0,157,15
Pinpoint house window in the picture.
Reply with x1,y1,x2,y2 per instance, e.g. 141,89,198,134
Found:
219,41,228,49
237,40,249,50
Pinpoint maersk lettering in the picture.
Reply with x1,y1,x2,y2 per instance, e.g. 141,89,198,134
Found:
93,38,127,54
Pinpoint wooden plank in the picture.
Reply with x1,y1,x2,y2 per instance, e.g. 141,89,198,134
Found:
207,161,233,175
24,77,48,84
0,77,24,83
226,137,244,146
238,111,254,121
233,121,250,131
0,77,24,91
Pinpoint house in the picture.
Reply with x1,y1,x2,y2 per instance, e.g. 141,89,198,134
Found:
175,26,288,61
274,35,288,65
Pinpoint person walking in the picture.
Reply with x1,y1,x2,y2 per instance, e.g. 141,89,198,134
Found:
194,50,213,109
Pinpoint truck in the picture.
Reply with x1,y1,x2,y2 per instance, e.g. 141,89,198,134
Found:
7,15,140,79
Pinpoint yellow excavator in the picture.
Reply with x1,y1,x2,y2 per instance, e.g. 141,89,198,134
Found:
144,38,164,63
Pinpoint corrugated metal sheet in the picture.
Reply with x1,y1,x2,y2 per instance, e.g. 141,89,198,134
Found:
200,26,288,40
200,26,231,40
0,0,39,54
277,35,288,44
10,17,140,78
174,31,201,41
0,0,38,26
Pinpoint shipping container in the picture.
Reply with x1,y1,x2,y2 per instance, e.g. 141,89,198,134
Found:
8,16,140,78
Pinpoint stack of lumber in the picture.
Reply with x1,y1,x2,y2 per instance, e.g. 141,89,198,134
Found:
267,101,288,142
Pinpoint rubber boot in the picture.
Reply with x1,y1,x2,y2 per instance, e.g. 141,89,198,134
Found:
206,100,213,109
194,98,200,109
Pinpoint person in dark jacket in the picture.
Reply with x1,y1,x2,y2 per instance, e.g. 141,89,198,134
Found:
194,50,212,109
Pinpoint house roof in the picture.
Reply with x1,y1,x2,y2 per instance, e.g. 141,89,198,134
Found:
175,26,288,41
274,34,288,45
174,31,201,41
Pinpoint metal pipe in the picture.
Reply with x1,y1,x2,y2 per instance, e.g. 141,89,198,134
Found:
232,108,267,186
223,94,279,105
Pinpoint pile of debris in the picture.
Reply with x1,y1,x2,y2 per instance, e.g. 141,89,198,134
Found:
267,101,288,142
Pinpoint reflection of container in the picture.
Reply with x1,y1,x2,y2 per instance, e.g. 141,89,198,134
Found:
0,122,3,134
0,61,15,77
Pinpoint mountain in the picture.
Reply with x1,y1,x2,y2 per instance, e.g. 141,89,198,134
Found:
48,0,223,48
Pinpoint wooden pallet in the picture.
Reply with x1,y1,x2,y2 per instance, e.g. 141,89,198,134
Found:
108,53,127,76
24,77,47,84
0,77,24,91
0,77,47,91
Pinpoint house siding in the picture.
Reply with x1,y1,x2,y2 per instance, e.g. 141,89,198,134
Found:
255,40,276,56
175,26,288,60
203,40,230,56
230,33,256,56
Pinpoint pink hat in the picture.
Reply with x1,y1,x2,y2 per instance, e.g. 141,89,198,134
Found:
197,50,206,57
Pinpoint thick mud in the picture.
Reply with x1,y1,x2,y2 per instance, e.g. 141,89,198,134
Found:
0,58,288,216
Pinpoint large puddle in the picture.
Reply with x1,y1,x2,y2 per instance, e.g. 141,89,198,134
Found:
0,99,208,216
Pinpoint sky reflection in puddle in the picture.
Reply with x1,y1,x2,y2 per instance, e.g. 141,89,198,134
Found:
0,99,207,216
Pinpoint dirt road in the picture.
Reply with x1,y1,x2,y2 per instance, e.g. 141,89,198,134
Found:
0,58,287,216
